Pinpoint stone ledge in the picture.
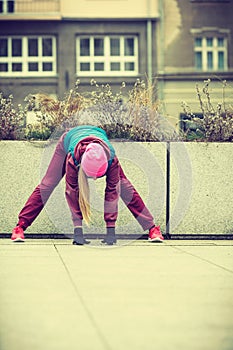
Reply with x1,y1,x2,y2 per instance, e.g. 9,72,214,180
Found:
1,140,233,236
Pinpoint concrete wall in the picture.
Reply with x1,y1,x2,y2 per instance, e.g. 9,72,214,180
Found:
170,142,233,236
1,141,232,237
0,141,166,236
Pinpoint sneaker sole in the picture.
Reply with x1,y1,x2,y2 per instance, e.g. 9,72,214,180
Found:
12,237,25,242
101,241,117,245
148,237,164,243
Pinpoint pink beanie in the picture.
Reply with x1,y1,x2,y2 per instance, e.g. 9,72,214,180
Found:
81,143,108,178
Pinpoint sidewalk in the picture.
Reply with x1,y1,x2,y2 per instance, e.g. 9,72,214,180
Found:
0,239,233,350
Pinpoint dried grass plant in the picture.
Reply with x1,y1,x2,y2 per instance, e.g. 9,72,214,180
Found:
23,78,179,141
182,79,233,142
0,93,26,140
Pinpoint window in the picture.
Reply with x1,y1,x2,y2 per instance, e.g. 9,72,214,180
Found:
76,35,138,76
194,36,227,71
0,36,56,76
0,0,14,13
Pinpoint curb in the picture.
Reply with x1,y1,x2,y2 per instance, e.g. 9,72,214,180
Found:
1,233,233,240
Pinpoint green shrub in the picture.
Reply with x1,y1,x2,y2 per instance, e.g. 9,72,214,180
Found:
24,123,52,141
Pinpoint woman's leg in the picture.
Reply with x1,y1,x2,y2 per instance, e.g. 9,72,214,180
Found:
17,134,67,229
119,165,155,231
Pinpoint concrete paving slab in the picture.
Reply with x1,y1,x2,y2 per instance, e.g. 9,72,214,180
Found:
0,239,233,350
0,242,107,350
0,239,55,245
213,240,233,246
172,245,233,273
56,242,233,350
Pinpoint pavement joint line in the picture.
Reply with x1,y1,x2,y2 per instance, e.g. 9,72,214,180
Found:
172,246,233,275
1,239,232,247
53,243,112,350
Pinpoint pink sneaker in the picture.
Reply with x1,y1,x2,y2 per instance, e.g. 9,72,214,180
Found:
11,226,25,242
148,226,164,242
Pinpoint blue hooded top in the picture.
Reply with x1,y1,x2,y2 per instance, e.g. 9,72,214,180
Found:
63,125,115,167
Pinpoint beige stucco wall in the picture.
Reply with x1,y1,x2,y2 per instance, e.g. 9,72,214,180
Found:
61,0,159,18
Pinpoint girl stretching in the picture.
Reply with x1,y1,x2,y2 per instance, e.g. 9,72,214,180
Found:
11,125,164,245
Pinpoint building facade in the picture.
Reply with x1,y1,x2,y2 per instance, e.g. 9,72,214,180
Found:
0,0,233,123
158,0,233,121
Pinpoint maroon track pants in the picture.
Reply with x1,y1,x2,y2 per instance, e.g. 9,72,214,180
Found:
17,135,154,231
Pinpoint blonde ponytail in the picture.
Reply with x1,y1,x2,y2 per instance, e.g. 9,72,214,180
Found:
78,166,91,225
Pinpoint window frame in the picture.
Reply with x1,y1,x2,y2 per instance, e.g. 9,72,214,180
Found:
194,35,228,71
76,35,139,77
0,35,57,77
0,0,15,14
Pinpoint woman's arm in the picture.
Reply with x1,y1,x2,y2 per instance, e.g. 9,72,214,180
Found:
65,153,83,227
104,156,120,227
